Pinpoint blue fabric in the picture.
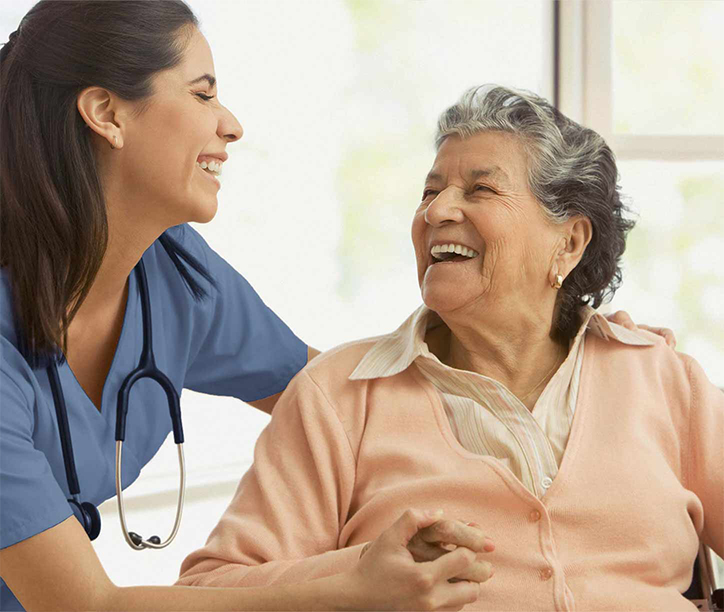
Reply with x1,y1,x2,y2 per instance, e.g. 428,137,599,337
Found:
0,224,308,610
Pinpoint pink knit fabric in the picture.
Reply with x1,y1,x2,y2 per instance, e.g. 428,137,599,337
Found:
177,331,723,611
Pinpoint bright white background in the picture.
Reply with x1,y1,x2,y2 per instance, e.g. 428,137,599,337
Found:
1,0,721,591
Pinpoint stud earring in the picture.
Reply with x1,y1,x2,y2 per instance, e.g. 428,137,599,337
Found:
552,274,563,290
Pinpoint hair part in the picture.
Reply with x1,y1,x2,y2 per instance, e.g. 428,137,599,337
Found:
435,84,636,342
0,1,214,367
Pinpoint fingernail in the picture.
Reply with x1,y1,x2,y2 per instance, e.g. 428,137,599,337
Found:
427,509,444,518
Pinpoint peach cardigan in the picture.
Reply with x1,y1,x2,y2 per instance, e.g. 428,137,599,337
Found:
177,330,723,611
348,305,655,499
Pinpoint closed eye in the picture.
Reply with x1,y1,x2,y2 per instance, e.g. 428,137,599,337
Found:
474,184,494,193
422,189,438,200
196,93,215,101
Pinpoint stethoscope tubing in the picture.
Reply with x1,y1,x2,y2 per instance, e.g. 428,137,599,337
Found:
46,259,186,550
115,439,185,550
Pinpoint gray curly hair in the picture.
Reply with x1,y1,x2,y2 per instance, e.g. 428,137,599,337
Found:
435,84,636,342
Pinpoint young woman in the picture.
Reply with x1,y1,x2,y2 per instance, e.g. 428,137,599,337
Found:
0,2,672,610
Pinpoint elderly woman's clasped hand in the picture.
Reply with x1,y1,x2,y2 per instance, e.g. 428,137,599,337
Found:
353,509,494,611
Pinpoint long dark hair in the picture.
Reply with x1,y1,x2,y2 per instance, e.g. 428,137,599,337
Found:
0,1,217,367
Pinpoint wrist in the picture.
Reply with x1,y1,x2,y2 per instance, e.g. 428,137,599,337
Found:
318,571,363,612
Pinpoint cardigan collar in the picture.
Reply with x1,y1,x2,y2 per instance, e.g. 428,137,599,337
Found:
349,304,655,381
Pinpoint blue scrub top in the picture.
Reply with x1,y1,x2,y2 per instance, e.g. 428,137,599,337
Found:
0,224,308,610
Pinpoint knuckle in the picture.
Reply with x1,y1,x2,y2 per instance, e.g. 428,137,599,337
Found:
415,571,435,592
458,547,475,564
435,520,453,538
402,508,418,523
466,582,481,603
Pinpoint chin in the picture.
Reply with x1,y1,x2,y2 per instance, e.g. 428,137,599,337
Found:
421,283,468,315
189,200,218,224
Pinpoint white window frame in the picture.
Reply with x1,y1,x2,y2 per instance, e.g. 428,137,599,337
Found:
558,0,724,161
558,0,724,594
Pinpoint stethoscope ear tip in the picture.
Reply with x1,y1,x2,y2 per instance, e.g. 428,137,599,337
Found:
127,532,161,547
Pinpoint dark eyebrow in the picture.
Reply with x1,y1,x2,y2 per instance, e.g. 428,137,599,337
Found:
188,73,216,89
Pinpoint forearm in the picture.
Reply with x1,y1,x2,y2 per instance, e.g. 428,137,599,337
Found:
105,573,360,612
177,543,366,588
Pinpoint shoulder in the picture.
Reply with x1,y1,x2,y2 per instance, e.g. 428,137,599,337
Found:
143,224,224,310
584,328,704,403
285,335,416,425
0,270,43,416
585,324,675,361
0,270,35,391
302,336,387,386
0,338,37,429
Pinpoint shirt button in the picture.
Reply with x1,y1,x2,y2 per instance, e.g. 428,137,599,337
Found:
541,567,553,580
541,477,553,489
529,510,541,522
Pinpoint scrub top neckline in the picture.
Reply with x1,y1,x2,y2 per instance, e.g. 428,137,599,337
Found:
60,266,138,416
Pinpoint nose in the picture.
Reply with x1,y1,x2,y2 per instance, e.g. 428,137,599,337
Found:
424,186,465,227
217,103,244,143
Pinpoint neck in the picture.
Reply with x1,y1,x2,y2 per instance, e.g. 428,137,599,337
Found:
432,304,567,403
72,208,163,323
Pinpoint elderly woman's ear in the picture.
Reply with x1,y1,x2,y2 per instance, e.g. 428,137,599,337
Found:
549,215,593,288
546,216,675,348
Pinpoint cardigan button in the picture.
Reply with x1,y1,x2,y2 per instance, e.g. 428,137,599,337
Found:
541,567,553,580
529,509,541,522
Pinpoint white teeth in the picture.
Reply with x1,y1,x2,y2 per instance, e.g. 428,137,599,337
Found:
196,160,223,176
430,243,479,260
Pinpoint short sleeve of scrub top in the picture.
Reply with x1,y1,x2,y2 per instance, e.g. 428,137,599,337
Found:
0,224,308,610
176,224,309,401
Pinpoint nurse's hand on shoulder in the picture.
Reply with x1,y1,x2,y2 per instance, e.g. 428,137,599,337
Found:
604,310,677,348
351,509,493,611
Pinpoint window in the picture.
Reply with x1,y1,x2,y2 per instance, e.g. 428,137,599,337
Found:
559,0,724,584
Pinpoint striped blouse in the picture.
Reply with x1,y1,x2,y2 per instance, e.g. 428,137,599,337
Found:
349,305,655,499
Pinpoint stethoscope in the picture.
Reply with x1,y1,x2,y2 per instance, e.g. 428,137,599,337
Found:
46,260,186,550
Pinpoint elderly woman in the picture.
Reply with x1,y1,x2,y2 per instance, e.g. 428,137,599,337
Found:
176,86,723,610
